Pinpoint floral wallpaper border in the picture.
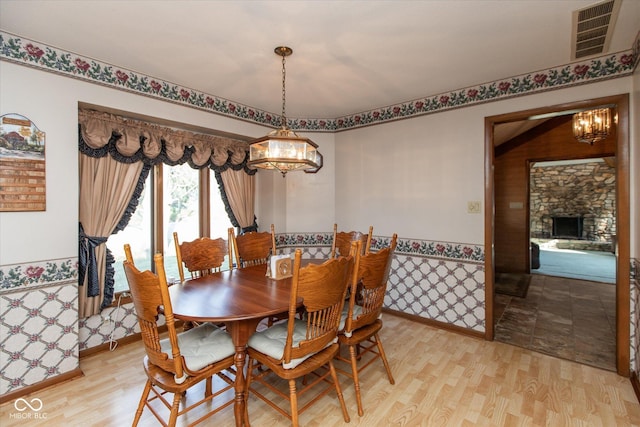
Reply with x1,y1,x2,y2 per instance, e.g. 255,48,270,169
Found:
0,249,633,293
0,30,637,132
276,233,484,263
0,258,78,293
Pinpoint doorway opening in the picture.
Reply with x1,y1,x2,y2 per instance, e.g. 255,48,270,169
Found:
484,94,630,376
494,157,618,370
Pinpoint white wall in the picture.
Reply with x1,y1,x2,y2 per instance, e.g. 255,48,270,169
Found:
0,63,79,265
1,61,634,264
283,132,336,233
0,61,280,265
335,78,635,245
336,110,484,242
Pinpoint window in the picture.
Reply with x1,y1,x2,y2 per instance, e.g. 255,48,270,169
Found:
108,165,233,293
210,173,232,239
108,174,151,293
163,164,200,281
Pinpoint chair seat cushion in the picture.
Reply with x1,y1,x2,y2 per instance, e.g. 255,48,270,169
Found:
248,319,319,369
160,323,235,371
338,304,363,332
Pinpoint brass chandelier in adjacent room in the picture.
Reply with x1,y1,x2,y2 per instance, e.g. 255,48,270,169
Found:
572,108,612,145
247,46,321,177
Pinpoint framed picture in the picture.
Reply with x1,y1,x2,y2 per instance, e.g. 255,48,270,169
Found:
0,114,46,211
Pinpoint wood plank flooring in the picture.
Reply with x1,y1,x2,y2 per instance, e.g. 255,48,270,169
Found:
1,314,639,426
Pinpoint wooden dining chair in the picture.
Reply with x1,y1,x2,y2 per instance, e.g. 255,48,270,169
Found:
230,224,288,326
229,224,276,268
331,223,373,258
336,233,398,416
243,243,359,427
173,232,233,283
123,245,236,427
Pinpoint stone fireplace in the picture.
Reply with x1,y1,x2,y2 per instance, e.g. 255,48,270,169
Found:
530,159,615,245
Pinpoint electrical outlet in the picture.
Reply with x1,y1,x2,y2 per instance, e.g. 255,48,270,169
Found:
467,201,481,214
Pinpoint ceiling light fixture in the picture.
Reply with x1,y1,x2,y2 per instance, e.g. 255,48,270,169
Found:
572,108,611,144
247,46,321,177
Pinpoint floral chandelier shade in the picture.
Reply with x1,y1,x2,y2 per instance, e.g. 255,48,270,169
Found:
572,108,612,145
247,46,321,177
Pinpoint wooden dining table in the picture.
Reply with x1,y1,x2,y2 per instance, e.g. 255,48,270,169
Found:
168,263,303,427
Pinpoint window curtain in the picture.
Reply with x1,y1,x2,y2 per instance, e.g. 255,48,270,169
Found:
78,109,255,318
218,168,256,233
79,110,251,168
78,154,144,317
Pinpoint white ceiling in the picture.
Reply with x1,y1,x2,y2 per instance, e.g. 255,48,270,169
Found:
1,1,638,119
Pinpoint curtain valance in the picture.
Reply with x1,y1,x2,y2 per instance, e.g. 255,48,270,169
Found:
79,109,250,168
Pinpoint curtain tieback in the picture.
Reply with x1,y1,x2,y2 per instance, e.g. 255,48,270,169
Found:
79,224,108,297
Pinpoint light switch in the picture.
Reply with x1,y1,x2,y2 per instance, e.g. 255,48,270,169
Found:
467,201,481,214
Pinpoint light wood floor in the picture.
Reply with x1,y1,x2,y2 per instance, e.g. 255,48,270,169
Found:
2,314,639,426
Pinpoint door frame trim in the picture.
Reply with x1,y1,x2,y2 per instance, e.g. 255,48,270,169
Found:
484,94,630,376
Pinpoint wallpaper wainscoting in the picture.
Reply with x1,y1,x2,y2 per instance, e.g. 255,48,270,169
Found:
3,246,634,397
387,254,485,331
0,258,78,396
78,301,139,351
276,233,486,332
631,258,639,374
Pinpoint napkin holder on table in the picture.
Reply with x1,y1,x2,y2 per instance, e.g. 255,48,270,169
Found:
269,254,292,280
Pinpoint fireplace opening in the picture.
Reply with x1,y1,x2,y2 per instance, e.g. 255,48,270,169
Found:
552,216,584,239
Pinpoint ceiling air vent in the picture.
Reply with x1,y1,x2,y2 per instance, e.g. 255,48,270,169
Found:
571,0,621,60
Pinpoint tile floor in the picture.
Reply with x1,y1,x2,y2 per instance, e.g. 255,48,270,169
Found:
494,273,616,371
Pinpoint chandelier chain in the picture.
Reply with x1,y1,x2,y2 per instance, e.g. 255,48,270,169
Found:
281,53,287,128
247,46,321,176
